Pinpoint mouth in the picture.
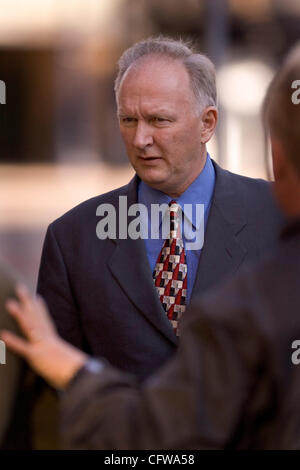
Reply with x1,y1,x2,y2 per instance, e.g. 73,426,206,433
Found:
138,156,162,163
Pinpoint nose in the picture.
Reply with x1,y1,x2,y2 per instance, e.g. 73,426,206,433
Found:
133,121,154,150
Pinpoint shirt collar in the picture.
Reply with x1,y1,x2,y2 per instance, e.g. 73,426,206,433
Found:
138,153,215,230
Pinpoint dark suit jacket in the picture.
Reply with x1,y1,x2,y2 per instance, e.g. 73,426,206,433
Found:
59,219,300,450
37,162,283,381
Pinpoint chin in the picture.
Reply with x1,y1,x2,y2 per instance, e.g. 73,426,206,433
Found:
138,170,167,186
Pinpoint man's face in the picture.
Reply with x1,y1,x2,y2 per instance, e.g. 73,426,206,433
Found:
117,56,212,197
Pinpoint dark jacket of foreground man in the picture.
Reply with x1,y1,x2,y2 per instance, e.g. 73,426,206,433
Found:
59,219,300,450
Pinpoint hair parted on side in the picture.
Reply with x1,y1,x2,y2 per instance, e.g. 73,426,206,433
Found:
114,36,217,112
263,42,300,175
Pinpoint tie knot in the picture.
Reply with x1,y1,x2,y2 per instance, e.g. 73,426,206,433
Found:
168,201,182,235
169,200,181,214
169,200,177,206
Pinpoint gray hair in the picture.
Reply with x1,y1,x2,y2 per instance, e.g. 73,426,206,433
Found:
114,36,217,112
263,42,300,175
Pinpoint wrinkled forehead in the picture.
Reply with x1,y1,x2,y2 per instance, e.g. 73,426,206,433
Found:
118,55,194,105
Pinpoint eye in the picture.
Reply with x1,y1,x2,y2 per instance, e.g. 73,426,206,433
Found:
120,117,137,127
150,117,169,125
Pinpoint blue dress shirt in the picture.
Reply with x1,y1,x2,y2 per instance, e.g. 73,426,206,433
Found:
138,153,215,304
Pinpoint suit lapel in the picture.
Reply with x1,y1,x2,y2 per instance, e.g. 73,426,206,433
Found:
107,176,178,346
191,162,247,299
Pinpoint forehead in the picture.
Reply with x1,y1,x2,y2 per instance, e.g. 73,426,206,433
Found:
118,56,194,111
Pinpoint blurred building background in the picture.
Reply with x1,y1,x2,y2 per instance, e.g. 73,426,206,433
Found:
1,0,300,286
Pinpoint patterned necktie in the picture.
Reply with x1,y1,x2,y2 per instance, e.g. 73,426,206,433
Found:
153,200,187,336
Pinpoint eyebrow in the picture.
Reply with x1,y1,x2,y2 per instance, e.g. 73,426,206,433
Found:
148,110,174,118
118,109,174,119
117,111,133,118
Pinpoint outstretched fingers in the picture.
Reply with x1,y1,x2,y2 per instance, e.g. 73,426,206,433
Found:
0,329,31,360
5,284,56,343
5,294,34,340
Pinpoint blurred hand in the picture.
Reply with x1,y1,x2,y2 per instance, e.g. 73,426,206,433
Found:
0,285,87,389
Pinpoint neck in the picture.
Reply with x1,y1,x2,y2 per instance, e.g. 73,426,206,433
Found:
164,152,207,198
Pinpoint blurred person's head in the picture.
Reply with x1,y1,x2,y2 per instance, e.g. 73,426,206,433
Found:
263,43,300,217
114,36,218,197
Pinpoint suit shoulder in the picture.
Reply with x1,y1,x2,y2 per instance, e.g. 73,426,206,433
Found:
219,165,271,191
216,164,280,210
213,162,284,232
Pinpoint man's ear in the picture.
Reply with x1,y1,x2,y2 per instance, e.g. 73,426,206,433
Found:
200,106,218,144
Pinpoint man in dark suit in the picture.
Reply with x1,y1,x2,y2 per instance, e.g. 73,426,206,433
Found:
2,43,300,449
37,36,282,382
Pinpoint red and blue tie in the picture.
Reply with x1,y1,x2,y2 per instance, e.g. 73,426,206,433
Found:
153,201,187,336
